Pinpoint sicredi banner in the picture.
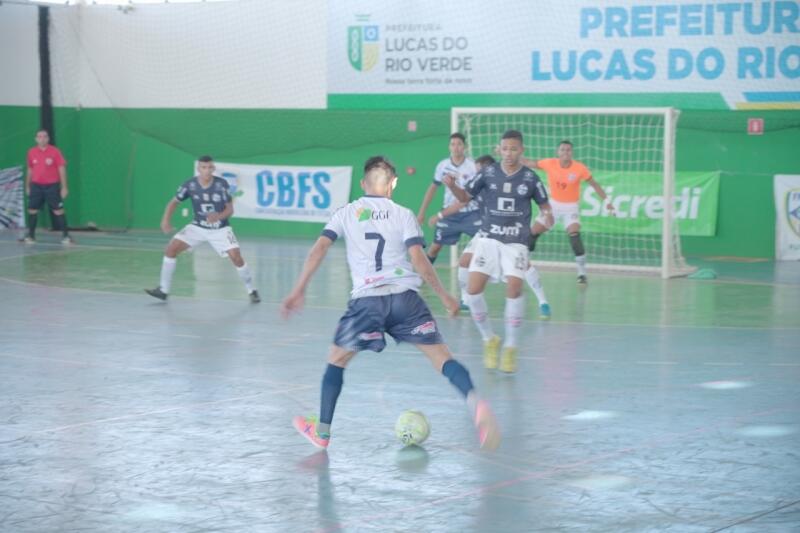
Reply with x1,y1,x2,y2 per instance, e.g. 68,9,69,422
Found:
209,162,352,223
565,171,720,236
774,174,800,260
329,0,799,109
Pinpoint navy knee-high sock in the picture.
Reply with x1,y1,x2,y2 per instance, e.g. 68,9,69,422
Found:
27,212,38,239
442,359,474,398
319,364,344,428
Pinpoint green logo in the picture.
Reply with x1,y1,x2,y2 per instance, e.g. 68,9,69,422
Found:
357,207,372,221
348,23,379,72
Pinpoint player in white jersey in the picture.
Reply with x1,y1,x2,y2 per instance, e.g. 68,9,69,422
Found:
281,156,500,451
416,133,481,264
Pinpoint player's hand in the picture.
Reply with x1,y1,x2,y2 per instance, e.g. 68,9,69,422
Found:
206,212,221,224
25,185,30,196
160,221,174,234
545,213,555,228
416,213,425,226
427,214,440,228
441,293,460,318
280,290,305,319
60,186,68,200
605,202,616,217
441,173,456,188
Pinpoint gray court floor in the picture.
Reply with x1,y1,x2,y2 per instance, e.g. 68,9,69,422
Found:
0,230,798,532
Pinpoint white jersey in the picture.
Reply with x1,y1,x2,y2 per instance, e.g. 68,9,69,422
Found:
433,157,479,212
322,195,425,299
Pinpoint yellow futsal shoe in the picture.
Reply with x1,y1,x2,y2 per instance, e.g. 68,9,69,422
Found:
500,346,518,374
483,335,501,369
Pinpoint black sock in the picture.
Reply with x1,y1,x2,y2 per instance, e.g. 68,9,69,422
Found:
27,213,38,239
54,213,69,237
427,254,438,264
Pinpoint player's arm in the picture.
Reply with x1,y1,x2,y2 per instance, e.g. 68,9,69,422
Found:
206,201,233,224
160,198,180,234
281,235,334,319
442,174,472,204
427,200,468,228
408,244,459,317
416,182,440,225
25,165,33,196
58,164,68,200
520,156,542,169
586,176,615,215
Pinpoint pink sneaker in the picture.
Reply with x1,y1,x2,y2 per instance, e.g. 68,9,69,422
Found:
293,415,330,449
474,400,501,451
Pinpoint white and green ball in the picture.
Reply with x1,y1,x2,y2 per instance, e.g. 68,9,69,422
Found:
395,410,430,446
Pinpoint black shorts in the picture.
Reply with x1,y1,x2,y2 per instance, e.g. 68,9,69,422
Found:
28,183,63,211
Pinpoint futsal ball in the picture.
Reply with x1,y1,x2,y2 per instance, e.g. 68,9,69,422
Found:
395,410,430,446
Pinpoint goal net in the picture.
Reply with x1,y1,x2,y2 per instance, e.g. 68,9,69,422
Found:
451,107,693,279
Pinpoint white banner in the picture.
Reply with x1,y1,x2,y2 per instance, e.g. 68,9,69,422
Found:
212,162,352,223
329,0,800,108
0,166,25,230
774,174,800,260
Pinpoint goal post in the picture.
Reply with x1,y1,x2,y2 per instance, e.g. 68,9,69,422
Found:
450,107,693,279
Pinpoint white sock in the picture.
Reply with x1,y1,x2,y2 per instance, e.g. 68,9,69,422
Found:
236,263,255,293
458,267,469,302
576,254,587,276
504,295,525,348
524,265,548,305
159,256,177,294
466,292,494,341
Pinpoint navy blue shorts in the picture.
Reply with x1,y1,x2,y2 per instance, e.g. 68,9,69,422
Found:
333,290,444,352
434,210,482,245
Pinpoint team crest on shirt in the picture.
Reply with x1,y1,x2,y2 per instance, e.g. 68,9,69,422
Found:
568,173,577,182
517,184,529,195
45,158,53,166
212,193,221,202
411,321,437,335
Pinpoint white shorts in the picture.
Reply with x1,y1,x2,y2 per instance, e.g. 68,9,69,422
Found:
536,199,580,230
468,237,528,282
174,224,240,257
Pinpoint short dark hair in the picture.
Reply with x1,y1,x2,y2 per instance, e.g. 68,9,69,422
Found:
363,155,396,177
559,140,573,147
502,130,523,143
450,132,466,143
198,155,214,163
475,155,496,167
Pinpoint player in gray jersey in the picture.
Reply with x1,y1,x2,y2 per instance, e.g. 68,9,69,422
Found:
282,156,500,451
145,156,259,303
448,131,553,373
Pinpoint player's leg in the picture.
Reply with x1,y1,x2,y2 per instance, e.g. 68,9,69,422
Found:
458,250,472,309
295,297,387,448
46,184,71,244
465,238,501,368
566,220,588,283
525,263,550,319
23,184,45,242
146,231,191,300
416,342,500,450
426,242,443,264
499,244,529,373
225,245,259,302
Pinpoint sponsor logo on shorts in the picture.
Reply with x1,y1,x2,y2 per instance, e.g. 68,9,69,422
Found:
476,256,486,267
364,275,386,284
411,321,437,335
358,332,383,340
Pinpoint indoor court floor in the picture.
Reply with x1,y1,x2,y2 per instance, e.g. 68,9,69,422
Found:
0,230,798,532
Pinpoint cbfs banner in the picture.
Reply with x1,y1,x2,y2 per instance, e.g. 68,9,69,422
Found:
211,162,352,223
330,0,799,109
774,174,800,260
0,167,25,229
575,171,720,236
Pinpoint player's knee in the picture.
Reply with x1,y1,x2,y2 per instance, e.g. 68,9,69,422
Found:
569,232,585,256
27,209,38,215
52,209,64,215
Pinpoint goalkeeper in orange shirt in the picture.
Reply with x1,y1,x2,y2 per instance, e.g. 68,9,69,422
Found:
522,140,615,284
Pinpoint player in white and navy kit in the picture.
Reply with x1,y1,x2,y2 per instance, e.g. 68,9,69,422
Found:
448,131,554,373
416,133,481,264
145,156,259,303
282,156,499,451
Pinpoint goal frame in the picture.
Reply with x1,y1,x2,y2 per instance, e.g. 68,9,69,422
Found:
449,106,689,279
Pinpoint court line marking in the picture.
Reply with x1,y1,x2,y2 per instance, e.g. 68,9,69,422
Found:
317,405,798,532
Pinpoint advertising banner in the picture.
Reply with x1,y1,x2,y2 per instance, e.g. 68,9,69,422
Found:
774,174,800,260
